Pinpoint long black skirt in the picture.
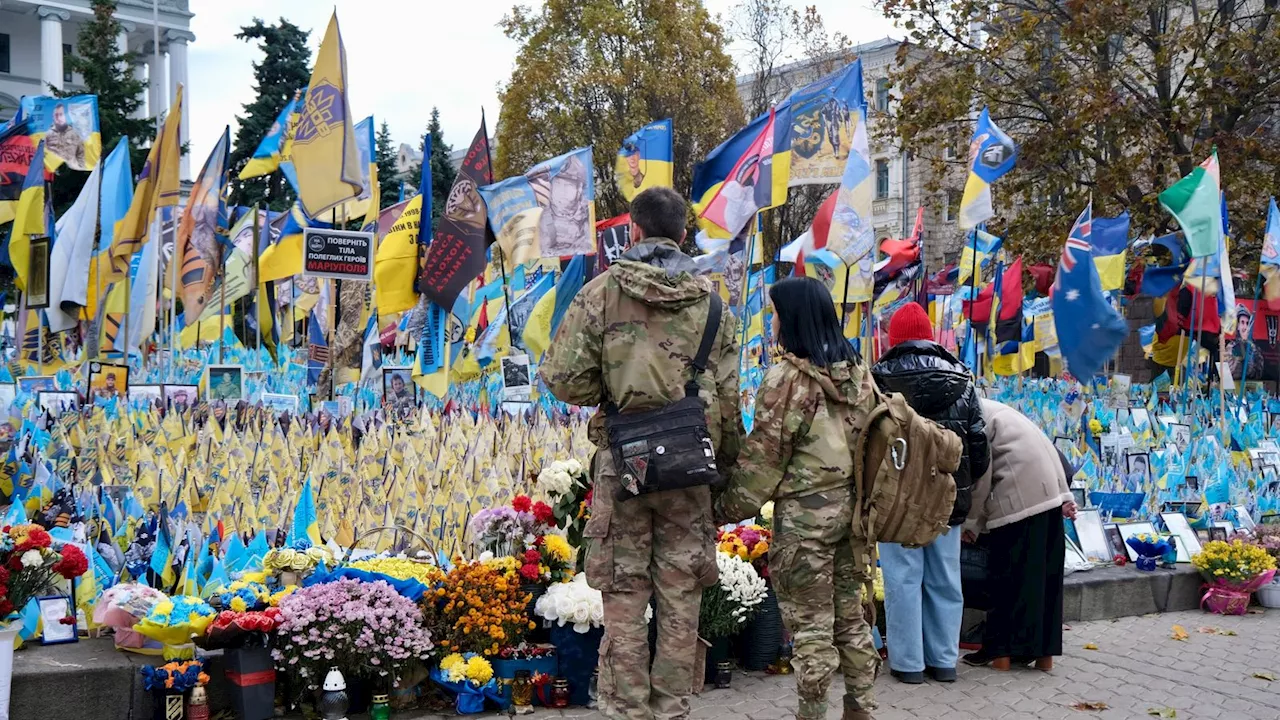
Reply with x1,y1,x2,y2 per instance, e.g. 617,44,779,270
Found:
980,506,1065,659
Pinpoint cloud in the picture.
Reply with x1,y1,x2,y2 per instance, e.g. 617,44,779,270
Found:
187,0,894,172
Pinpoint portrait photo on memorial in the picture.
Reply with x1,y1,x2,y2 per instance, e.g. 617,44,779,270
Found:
206,365,245,402
163,384,199,408
88,362,128,400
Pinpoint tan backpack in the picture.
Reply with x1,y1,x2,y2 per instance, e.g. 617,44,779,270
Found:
851,389,962,549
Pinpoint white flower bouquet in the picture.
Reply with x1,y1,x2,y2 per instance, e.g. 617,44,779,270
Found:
534,573,604,633
699,551,767,639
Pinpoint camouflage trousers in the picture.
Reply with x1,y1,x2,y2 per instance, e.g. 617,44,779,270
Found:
770,533,878,720
583,452,718,720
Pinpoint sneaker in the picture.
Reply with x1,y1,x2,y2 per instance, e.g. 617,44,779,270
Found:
889,669,925,684
961,652,991,667
925,666,956,682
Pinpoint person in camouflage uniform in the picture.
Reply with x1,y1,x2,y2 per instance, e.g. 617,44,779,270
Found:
717,277,880,720
540,187,741,720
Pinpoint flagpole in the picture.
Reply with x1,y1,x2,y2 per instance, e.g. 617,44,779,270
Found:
497,248,517,353
964,228,979,374
253,205,262,349
1240,272,1263,406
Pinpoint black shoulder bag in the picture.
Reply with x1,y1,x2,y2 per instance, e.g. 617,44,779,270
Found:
604,293,723,501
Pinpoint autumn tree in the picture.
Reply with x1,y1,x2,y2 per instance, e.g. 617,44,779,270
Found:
227,18,312,210
495,0,744,219
883,0,1280,265
374,120,399,209
414,107,458,226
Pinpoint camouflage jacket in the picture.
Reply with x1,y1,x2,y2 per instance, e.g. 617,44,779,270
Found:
539,238,742,465
719,354,878,543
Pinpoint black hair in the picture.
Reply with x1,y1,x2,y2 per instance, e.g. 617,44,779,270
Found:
769,276,861,367
629,187,687,241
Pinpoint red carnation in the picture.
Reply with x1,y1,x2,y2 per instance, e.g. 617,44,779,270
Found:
0,599,12,617
7,557,22,572
523,548,541,564
0,566,10,584
534,535,545,546
518,563,541,581
584,487,593,506
512,495,532,513
532,502,555,525
26,528,52,550
59,616,76,625
52,544,88,579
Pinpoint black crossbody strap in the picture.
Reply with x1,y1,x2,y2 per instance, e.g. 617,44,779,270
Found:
684,293,722,397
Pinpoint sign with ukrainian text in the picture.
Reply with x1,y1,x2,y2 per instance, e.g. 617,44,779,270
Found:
303,228,374,281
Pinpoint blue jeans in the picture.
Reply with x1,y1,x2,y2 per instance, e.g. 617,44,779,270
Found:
878,525,964,672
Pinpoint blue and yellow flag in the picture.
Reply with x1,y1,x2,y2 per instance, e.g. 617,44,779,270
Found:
239,89,303,181
615,119,673,202
1091,211,1129,292
293,12,362,219
111,85,182,283
9,140,47,292
287,477,322,547
959,107,1017,229
85,137,133,320
955,229,1003,287
176,127,231,324
1260,198,1280,303
17,94,102,171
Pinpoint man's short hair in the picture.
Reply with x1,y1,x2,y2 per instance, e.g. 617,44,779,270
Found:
630,187,687,241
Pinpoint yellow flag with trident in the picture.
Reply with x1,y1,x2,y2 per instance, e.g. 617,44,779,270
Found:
293,12,362,219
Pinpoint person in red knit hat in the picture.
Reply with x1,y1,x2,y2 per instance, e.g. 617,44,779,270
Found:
869,302,989,684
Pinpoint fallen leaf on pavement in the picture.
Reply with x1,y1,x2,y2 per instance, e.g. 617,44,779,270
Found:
1252,672,1276,681
1196,626,1237,636
1083,642,1099,650
1146,708,1176,718
1170,625,1188,641
1072,701,1109,711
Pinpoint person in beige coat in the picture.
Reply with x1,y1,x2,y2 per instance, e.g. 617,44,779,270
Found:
961,399,1077,671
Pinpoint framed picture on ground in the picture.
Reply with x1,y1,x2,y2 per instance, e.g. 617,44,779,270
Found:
1104,524,1127,560
87,361,128,401
37,391,79,414
1074,509,1112,563
1125,452,1153,486
206,365,244,402
1208,526,1229,542
17,376,56,394
1168,423,1192,450
1234,506,1257,532
1055,436,1076,458
162,384,199,408
37,596,76,645
1159,512,1201,562
25,236,51,310
127,384,163,404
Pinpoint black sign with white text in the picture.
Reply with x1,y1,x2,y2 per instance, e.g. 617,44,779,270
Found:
303,228,374,281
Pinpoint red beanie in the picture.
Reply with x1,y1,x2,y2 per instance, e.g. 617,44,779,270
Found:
888,302,934,347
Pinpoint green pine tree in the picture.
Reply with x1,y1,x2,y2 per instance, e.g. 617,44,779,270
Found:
414,107,457,225
52,0,154,210
228,18,312,211
374,120,399,209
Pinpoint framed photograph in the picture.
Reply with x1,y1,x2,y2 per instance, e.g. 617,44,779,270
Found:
26,236,51,310
17,376,56,394
501,354,532,402
37,390,79,414
1234,505,1257,532
87,361,128,401
1260,513,1280,526
261,393,300,414
0,383,15,413
382,366,416,408
162,384,199,407
1168,423,1191,450
1117,522,1158,562
1130,408,1152,430
1072,488,1087,509
1100,437,1119,469
1054,436,1076,458
1215,520,1235,534
1104,524,1127,560
1208,526,1229,542
37,595,76,645
1185,475,1200,493
1159,512,1201,562
1268,413,1280,436
1074,509,1112,563
205,365,244,402
127,384,162,404
1125,452,1153,486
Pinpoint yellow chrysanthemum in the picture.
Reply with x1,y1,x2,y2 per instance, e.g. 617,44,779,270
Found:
466,655,494,685
229,596,248,613
543,534,573,563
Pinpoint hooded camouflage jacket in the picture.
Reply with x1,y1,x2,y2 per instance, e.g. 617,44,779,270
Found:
539,238,742,466
719,353,878,543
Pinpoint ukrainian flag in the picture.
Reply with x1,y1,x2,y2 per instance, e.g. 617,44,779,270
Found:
9,140,48,292
85,138,133,320
287,477,322,547
615,119,673,202
1260,198,1280,303
955,229,1003,287
111,85,182,283
958,107,1018,229
238,89,303,180
292,12,362,220
1091,211,1130,292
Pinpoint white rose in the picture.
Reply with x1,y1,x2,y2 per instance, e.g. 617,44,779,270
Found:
20,549,43,568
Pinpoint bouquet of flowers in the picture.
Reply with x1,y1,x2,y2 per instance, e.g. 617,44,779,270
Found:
134,595,218,654
538,459,592,549
1192,540,1278,615
273,578,433,684
1247,525,1280,564
470,496,574,585
422,561,534,656
0,523,88,619
534,573,603,633
140,659,209,693
718,524,771,577
699,551,767,640
350,555,445,587
263,544,333,579
94,583,168,653
494,642,556,661
216,580,271,612
200,607,282,650
432,652,502,714
1125,532,1172,571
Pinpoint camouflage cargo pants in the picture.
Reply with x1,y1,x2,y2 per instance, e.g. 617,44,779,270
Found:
770,533,878,720
583,452,718,720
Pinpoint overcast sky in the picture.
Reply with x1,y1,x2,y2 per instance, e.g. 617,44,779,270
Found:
187,0,897,171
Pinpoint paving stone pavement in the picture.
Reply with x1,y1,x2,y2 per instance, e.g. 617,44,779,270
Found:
410,608,1280,720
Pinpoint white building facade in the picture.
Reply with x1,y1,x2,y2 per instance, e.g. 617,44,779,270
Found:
0,0,195,178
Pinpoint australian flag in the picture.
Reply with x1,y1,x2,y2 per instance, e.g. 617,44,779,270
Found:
1051,203,1128,379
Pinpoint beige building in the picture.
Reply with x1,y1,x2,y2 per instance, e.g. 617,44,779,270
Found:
735,37,965,272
